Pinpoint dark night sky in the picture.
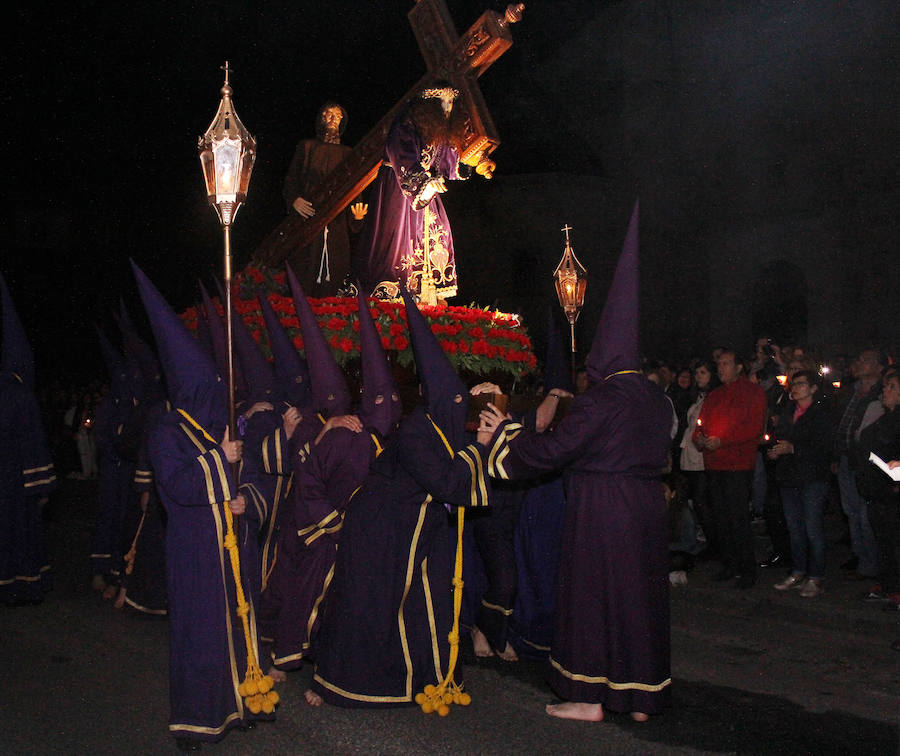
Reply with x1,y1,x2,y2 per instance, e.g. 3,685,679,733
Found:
6,1,899,382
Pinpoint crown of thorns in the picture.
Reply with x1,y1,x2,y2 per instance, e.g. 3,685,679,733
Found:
422,86,459,101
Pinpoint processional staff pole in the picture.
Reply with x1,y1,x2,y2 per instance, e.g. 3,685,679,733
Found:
197,61,257,441
197,64,279,715
552,224,588,386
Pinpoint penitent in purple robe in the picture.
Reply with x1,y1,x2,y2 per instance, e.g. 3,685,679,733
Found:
149,410,269,741
0,375,56,604
261,426,384,670
353,113,465,299
311,408,491,706
486,374,673,714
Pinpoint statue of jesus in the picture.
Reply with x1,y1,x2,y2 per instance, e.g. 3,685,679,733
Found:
352,83,494,301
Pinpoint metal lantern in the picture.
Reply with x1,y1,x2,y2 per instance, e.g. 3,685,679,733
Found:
198,62,257,227
552,224,588,374
197,62,256,437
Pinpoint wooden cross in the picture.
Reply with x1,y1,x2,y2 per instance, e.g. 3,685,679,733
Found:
252,0,525,267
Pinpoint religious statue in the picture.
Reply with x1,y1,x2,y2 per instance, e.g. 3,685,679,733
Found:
351,83,495,302
282,102,367,296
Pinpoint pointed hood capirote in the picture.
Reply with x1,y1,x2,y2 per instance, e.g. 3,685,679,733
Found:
585,201,641,383
117,299,165,403
229,295,277,405
200,280,248,406
94,323,133,407
257,290,312,410
357,288,402,436
543,308,575,396
131,260,227,434
0,271,36,387
286,263,351,417
402,289,467,448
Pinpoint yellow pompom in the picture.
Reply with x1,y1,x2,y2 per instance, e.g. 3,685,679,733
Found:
421,701,434,715
238,682,248,697
424,684,436,696
258,676,273,693
246,695,263,714
458,692,471,706
261,697,275,714
442,692,453,705
437,704,450,717
415,693,426,705
267,690,280,705
244,678,259,696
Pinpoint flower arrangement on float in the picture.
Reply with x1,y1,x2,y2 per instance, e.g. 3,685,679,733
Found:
179,265,537,379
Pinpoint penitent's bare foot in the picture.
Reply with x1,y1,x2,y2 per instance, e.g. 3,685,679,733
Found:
113,587,127,610
471,627,494,658
497,642,519,662
545,702,604,721
268,667,287,683
304,689,323,707
630,711,649,722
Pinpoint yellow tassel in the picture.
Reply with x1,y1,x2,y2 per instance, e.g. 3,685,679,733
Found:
418,506,468,716
224,504,280,714
176,409,282,717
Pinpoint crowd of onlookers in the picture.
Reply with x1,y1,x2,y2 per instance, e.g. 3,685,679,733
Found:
37,379,109,481
643,339,899,650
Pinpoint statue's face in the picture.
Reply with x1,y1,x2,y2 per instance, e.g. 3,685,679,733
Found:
439,94,454,118
322,106,343,132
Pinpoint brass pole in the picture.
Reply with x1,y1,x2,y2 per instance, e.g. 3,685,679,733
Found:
570,320,577,387
223,221,237,447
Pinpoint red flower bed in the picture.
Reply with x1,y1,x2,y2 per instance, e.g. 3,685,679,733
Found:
179,266,536,379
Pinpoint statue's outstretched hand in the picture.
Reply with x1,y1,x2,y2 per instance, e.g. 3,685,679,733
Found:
293,196,315,218
350,202,368,220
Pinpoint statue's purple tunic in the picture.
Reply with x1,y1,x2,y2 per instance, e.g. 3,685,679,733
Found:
353,113,463,298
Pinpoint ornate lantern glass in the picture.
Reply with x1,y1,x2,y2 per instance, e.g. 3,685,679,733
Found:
552,226,588,325
198,63,257,226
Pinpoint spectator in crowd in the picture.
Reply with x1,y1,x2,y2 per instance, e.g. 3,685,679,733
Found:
832,348,884,580
694,349,767,588
854,369,900,610
767,370,833,597
679,359,719,559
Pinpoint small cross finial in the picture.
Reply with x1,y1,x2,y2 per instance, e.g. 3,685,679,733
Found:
221,61,232,86
561,224,573,243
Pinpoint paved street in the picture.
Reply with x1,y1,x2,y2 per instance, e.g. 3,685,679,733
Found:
1,480,897,755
